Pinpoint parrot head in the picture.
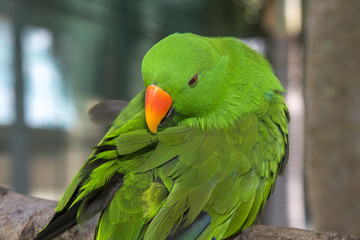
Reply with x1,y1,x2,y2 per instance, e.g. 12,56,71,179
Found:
141,32,283,133
142,33,231,133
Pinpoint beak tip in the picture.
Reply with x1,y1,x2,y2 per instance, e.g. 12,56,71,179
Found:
148,125,157,134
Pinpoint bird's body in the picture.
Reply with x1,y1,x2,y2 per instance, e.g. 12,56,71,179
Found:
36,33,289,240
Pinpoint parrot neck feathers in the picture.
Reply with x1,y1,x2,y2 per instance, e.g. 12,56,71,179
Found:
179,91,266,130
180,87,285,131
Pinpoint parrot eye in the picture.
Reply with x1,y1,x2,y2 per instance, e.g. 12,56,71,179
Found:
188,74,198,87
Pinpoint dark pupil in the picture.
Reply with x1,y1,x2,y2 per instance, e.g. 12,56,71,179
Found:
189,75,197,86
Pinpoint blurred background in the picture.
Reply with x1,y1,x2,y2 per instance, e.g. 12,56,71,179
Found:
1,0,359,237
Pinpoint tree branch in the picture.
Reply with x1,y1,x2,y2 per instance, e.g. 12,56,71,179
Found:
0,187,95,240
0,186,358,240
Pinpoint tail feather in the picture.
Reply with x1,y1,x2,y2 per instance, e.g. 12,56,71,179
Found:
169,212,212,240
34,202,80,240
35,173,123,240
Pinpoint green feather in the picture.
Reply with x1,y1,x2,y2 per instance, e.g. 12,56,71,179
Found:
116,129,155,155
72,160,119,207
36,33,289,240
142,182,169,218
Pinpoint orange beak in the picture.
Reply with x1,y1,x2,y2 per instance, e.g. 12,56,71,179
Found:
145,85,173,133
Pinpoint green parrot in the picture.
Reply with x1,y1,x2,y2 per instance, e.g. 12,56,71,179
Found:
35,33,289,240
